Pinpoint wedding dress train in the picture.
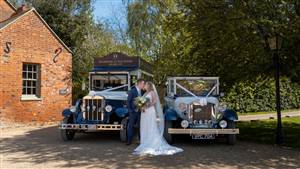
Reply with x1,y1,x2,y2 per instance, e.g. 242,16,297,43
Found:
133,92,183,156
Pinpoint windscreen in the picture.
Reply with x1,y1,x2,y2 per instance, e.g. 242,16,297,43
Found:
176,79,218,97
91,74,128,91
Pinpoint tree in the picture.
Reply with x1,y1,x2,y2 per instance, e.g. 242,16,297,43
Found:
127,0,300,89
127,1,186,85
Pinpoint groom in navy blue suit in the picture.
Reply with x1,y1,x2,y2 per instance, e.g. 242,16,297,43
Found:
126,79,145,145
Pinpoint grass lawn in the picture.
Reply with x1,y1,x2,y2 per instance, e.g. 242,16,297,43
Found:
237,109,300,116
237,117,300,149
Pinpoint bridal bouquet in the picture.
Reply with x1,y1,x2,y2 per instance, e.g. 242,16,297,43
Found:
134,96,149,111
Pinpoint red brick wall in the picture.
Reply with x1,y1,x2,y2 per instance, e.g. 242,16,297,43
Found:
0,0,16,22
0,10,72,123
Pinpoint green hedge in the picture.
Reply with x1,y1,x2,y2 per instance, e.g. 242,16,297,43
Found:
222,76,300,113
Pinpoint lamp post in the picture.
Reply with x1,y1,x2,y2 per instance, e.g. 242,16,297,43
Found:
267,34,283,145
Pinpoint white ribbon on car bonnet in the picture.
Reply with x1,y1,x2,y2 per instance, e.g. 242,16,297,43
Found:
175,83,208,106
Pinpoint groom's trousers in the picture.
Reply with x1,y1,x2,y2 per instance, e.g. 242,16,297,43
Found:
127,112,140,144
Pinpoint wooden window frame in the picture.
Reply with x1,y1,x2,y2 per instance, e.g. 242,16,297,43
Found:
21,63,42,101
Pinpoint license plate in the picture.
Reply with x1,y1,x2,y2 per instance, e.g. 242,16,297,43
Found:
89,125,97,130
192,134,215,140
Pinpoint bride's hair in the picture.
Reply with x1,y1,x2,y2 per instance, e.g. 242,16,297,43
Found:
146,81,154,91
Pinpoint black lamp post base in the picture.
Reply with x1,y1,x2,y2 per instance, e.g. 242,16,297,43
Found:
276,127,284,145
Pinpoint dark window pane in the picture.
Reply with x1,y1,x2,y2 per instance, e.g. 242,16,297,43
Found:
33,73,37,79
28,72,32,79
29,88,32,94
27,81,31,87
22,88,26,94
32,88,36,94
33,65,37,71
23,81,26,87
23,64,26,71
28,65,32,71
32,81,36,87
22,72,26,78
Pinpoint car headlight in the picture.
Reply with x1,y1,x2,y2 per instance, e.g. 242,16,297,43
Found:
81,105,85,112
219,120,227,129
181,120,189,128
178,103,188,112
70,106,76,113
105,105,113,112
218,102,227,112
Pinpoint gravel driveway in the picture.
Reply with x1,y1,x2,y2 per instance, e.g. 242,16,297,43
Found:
1,126,300,169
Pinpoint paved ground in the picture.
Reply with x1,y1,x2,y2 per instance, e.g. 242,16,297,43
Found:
239,111,300,121
1,126,300,169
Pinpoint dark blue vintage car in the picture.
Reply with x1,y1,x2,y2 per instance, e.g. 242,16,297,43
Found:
163,77,239,145
59,52,152,141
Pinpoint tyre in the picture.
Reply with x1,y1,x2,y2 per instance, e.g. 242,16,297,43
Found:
60,117,76,141
120,117,128,142
227,121,236,145
164,120,173,144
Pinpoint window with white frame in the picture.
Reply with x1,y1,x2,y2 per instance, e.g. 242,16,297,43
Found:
22,63,41,97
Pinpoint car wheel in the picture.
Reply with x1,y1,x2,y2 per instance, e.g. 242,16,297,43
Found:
164,120,173,144
60,117,75,141
120,117,128,142
227,121,236,145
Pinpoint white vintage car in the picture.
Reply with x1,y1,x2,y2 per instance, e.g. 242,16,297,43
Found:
163,77,239,145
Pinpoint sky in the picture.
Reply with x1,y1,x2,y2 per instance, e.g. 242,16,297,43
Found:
93,0,126,22
93,0,128,41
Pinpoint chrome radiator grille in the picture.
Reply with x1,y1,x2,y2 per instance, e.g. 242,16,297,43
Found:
191,104,212,121
83,96,104,121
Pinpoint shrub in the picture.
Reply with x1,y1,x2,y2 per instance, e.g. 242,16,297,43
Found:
222,76,300,113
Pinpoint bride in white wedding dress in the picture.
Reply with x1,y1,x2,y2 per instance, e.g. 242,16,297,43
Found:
133,81,183,156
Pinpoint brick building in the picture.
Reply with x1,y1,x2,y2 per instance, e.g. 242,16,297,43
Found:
0,0,72,123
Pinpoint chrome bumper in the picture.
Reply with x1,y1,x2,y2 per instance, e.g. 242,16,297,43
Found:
168,128,239,135
59,124,123,131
